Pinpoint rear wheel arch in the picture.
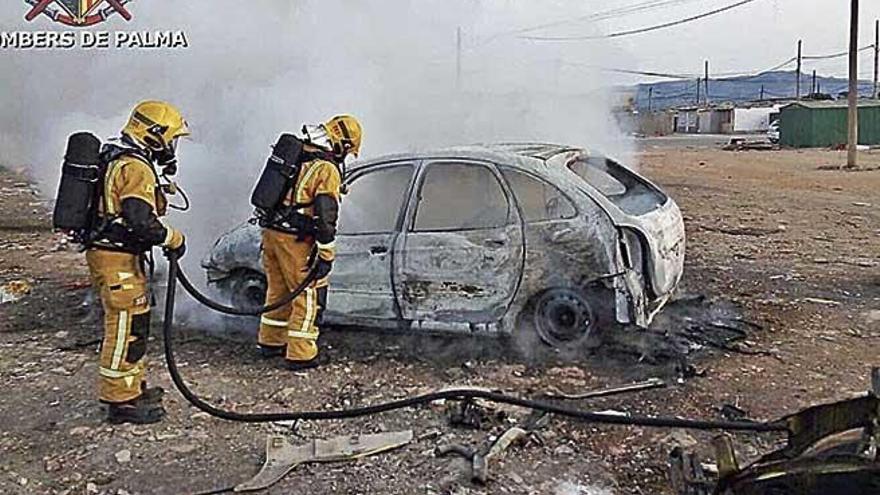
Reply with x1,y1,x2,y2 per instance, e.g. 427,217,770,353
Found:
619,227,658,298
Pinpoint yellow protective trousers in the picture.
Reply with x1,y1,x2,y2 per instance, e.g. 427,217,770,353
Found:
86,250,151,403
258,229,328,362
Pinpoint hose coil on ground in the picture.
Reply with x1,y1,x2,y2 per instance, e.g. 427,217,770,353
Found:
164,253,789,432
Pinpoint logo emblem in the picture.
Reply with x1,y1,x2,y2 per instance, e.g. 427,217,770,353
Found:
24,0,133,27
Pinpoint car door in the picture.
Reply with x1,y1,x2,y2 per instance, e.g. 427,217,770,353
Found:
326,162,416,324
394,160,524,329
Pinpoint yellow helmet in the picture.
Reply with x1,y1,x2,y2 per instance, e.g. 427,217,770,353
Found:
324,115,362,158
121,100,190,153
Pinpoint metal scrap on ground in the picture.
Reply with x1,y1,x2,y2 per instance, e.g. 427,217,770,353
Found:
234,431,414,492
543,378,667,400
669,369,880,494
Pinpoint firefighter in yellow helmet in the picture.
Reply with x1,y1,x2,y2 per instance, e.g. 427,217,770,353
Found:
86,101,188,424
257,115,362,370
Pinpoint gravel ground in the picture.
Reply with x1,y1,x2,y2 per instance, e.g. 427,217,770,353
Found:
1,147,878,495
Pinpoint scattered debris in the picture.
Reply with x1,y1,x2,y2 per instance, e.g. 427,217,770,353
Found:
668,447,713,495
722,139,777,152
802,297,842,307
437,410,549,485
718,404,750,422
57,338,102,352
114,449,131,464
447,398,496,430
0,279,31,304
602,296,765,363
671,369,880,494
543,378,666,401
698,225,785,237
234,431,413,492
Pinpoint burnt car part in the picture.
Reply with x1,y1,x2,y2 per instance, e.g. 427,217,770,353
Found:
670,369,880,495
529,287,603,348
234,431,414,492
163,253,788,432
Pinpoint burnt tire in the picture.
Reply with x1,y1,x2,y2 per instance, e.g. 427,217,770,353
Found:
512,286,613,361
219,269,267,314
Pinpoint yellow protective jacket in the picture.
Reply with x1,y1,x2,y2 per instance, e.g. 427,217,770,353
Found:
281,156,342,261
95,153,183,253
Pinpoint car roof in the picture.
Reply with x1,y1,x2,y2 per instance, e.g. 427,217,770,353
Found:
348,143,587,174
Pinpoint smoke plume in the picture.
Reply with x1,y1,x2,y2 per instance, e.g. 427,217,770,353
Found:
0,0,632,287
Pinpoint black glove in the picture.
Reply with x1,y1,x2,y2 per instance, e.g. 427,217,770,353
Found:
163,238,186,260
314,258,333,280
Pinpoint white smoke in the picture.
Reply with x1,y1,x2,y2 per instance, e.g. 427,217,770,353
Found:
0,0,633,270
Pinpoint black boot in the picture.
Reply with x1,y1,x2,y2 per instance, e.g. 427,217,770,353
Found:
258,344,286,359
107,396,166,425
285,353,329,372
140,382,165,404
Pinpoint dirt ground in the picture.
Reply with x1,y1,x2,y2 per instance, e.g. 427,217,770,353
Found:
1,145,879,495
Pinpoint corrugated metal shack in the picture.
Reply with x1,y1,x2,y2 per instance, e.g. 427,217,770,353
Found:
674,106,734,134
779,100,880,148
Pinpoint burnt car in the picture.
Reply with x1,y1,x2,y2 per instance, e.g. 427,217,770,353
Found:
201,144,685,351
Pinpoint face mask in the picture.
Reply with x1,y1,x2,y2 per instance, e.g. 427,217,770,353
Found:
157,137,181,176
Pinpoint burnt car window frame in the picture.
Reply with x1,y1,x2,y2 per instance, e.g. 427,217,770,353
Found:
339,161,417,236
497,166,579,224
566,155,669,216
406,159,514,234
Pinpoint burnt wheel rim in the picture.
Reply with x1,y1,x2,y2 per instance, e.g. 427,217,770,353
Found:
534,290,595,347
231,276,267,313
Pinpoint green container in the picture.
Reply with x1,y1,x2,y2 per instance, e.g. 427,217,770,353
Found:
779,101,880,148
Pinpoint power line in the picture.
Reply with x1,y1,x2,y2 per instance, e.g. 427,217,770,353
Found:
523,0,760,41
604,45,875,83
474,0,704,46
803,44,875,60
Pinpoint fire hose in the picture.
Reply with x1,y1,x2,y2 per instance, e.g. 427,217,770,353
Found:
162,251,791,433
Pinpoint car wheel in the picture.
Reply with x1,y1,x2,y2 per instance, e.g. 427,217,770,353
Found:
512,286,612,360
222,269,267,314
532,288,597,348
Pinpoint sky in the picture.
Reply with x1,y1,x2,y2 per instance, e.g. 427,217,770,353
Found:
469,0,880,84
0,0,875,260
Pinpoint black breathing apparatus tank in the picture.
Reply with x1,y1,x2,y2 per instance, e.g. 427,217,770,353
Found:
52,132,104,243
251,134,312,234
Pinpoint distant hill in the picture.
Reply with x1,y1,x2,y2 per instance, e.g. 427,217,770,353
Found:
635,71,876,110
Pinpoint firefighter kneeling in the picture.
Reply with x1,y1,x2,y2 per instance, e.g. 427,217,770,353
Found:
54,101,190,424
253,115,362,370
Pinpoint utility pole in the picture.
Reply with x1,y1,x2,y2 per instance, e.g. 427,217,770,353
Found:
648,87,654,112
812,70,817,96
456,26,462,91
704,60,710,106
760,84,765,101
796,39,803,100
696,77,701,106
847,0,859,168
874,19,879,99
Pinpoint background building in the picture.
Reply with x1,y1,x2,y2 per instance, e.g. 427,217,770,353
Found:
779,100,880,148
